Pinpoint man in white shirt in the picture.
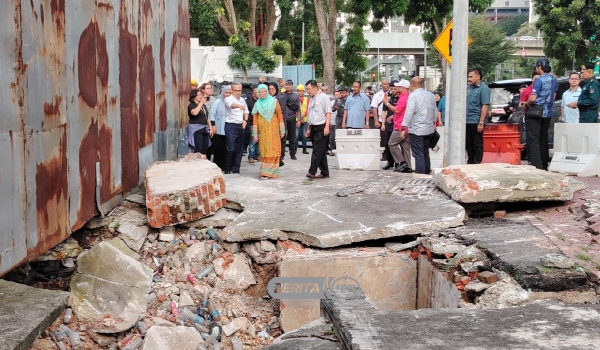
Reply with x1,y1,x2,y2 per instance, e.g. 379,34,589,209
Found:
224,82,249,174
561,72,581,123
305,79,331,179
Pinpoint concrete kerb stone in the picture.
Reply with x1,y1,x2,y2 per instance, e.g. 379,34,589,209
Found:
432,163,575,203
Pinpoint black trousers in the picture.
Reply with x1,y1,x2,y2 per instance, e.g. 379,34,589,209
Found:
465,124,484,164
409,133,433,174
225,122,244,173
383,129,393,164
525,116,550,170
212,134,227,170
243,122,251,152
193,131,209,155
308,124,329,176
281,118,297,158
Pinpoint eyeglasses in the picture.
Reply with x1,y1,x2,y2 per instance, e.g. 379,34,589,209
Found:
232,89,241,92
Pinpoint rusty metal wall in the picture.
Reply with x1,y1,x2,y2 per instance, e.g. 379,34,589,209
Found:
0,0,190,276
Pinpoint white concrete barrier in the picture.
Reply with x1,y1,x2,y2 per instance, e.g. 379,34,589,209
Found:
549,123,600,176
410,126,446,170
335,129,381,171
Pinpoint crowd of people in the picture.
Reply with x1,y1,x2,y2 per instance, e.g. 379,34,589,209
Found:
187,59,598,178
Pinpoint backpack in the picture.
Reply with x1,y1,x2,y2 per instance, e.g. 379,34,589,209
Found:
286,94,300,112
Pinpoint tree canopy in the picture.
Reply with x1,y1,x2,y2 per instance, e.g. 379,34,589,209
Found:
496,15,528,36
534,0,600,73
468,16,516,81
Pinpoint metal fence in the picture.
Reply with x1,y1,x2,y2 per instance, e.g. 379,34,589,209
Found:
0,0,190,276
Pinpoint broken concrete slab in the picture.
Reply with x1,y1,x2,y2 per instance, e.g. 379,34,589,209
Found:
475,277,529,309
432,163,575,203
321,287,600,350
110,206,148,226
85,216,114,229
145,153,226,228
540,253,575,269
278,248,417,332
142,325,204,350
118,221,149,252
264,318,342,350
452,218,587,291
106,237,141,260
0,279,69,350
126,193,147,206
385,238,421,252
221,174,465,248
70,242,153,333
213,253,256,290
180,209,240,229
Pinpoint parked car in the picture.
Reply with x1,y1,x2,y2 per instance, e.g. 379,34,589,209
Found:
488,76,600,158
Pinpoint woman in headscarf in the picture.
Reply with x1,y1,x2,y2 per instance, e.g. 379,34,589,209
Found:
269,82,288,167
187,88,213,154
209,85,232,170
252,84,285,179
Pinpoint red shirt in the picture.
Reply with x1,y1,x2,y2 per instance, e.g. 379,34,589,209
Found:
393,91,410,130
520,84,533,103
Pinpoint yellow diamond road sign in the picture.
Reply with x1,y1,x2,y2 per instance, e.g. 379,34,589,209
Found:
432,20,473,65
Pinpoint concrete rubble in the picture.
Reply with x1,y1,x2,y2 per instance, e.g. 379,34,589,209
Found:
145,153,227,228
142,325,204,350
432,163,577,203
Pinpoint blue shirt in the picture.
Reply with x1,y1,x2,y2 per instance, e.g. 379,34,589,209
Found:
344,93,371,128
438,96,446,124
210,99,226,135
531,73,558,118
466,82,491,124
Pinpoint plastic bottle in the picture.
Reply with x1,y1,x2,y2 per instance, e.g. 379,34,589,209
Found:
63,308,73,324
193,323,210,333
180,308,202,324
205,227,217,240
212,243,218,255
188,227,200,236
197,307,211,321
170,301,179,317
206,299,221,321
137,321,147,336
202,290,209,308
187,273,196,286
196,265,214,279
210,322,222,342
58,325,81,348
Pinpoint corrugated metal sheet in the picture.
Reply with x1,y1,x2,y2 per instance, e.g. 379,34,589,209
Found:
0,0,190,276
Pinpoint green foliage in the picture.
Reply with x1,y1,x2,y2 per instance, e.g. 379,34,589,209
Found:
188,0,228,45
227,34,280,75
576,253,591,262
535,0,600,73
495,15,528,36
468,16,516,81
273,0,313,65
271,40,288,57
336,13,369,86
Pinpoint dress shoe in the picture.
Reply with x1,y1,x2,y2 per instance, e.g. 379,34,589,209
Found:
280,160,285,167
315,174,329,179
306,173,316,179
248,158,255,164
400,167,413,173
394,163,408,172
382,162,395,170
224,170,231,174
302,149,309,154
291,155,297,160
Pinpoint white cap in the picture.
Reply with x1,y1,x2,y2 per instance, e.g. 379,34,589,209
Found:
394,79,410,88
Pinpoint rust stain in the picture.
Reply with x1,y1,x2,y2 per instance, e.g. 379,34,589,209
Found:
97,32,109,88
50,0,65,35
43,94,63,117
139,45,155,148
99,125,114,202
119,23,139,193
158,92,167,131
78,20,98,107
75,120,100,230
29,0,38,22
33,125,68,257
160,34,166,77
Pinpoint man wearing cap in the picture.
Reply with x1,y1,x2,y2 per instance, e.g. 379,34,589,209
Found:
342,81,371,129
562,72,581,123
282,79,301,160
524,57,558,170
465,68,491,165
296,84,310,154
577,63,600,123
386,80,412,172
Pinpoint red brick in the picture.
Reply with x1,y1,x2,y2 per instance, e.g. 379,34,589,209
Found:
460,276,471,286
494,210,506,219
478,271,498,284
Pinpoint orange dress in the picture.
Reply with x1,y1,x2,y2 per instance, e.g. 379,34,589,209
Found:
253,102,285,178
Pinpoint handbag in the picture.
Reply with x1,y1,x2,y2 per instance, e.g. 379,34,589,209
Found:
429,130,440,150
525,104,544,119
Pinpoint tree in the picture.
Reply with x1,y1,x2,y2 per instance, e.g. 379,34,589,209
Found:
188,0,228,45
534,0,600,73
311,0,339,89
227,30,279,81
496,15,528,36
335,13,369,86
468,16,516,81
